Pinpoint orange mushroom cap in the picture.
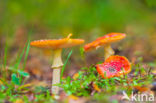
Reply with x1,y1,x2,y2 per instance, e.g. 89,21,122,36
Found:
96,55,131,78
84,33,126,52
30,35,84,49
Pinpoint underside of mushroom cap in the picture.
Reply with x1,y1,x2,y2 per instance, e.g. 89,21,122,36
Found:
84,33,126,52
30,38,84,49
96,55,131,78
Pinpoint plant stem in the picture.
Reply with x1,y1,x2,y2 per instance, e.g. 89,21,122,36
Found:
104,44,114,60
51,49,63,95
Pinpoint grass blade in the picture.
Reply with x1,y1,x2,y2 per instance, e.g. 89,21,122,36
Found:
2,42,8,78
61,50,72,81
14,46,26,70
23,40,30,69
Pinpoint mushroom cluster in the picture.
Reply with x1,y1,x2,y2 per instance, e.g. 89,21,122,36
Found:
84,32,131,78
30,32,131,95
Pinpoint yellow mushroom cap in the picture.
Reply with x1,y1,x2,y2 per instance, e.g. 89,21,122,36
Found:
30,34,84,49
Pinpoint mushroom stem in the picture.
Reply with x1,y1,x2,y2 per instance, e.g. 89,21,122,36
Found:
104,44,114,60
52,49,63,95
52,68,61,95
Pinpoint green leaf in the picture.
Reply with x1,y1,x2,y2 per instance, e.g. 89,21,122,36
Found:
0,85,6,91
11,73,20,85
66,76,71,84
18,70,29,77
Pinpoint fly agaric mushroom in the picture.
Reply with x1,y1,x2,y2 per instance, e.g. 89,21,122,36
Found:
84,33,126,60
96,55,131,78
30,34,84,95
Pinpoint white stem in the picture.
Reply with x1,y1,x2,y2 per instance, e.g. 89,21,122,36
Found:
51,49,63,95
52,68,61,95
104,44,114,60
52,49,63,68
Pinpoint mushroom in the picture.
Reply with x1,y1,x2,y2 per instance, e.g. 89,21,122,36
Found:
84,33,126,60
96,55,131,78
30,34,84,95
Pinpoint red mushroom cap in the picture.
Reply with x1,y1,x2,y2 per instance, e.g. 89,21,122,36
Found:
84,33,126,52
96,55,131,78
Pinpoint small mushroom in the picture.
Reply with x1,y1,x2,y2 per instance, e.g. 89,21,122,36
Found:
96,55,131,78
84,33,126,60
30,34,84,95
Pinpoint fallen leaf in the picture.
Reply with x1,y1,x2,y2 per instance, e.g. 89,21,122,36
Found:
68,95,79,100
14,99,24,103
92,83,101,92
133,86,149,92
0,80,3,84
73,73,79,80
67,95,87,103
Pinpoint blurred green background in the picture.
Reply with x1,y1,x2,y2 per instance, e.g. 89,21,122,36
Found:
1,0,156,66
1,1,156,102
